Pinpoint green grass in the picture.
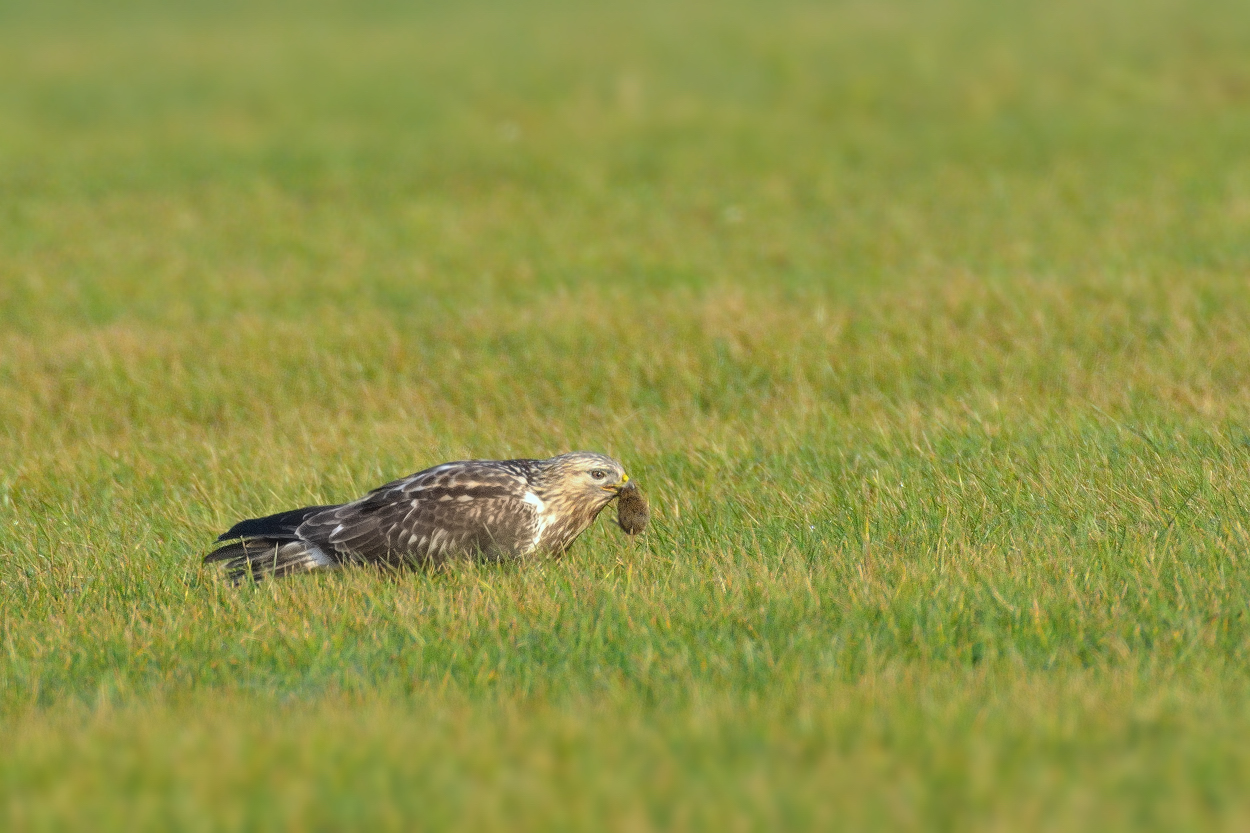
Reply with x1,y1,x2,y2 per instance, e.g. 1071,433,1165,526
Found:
4,0,1250,828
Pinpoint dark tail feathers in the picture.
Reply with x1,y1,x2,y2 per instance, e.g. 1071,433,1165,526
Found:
216,505,337,542
204,537,332,583
206,504,338,583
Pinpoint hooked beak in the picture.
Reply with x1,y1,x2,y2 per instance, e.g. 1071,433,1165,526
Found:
601,473,629,493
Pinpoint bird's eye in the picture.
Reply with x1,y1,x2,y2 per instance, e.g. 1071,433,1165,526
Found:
590,470,606,480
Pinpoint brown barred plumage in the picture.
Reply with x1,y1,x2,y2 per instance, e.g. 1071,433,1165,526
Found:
204,452,634,583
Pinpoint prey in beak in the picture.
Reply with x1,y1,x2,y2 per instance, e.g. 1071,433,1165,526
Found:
615,480,649,535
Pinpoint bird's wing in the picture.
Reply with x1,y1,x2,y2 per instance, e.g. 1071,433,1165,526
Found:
296,461,542,566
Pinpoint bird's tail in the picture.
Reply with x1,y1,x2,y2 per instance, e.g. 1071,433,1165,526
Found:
204,537,330,583
205,504,337,583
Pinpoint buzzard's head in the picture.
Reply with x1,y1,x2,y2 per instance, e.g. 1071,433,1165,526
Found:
530,451,635,553
540,451,630,510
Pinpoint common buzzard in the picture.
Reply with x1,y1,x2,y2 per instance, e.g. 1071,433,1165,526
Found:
205,451,635,582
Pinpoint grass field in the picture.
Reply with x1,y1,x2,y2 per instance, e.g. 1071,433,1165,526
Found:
3,0,1250,828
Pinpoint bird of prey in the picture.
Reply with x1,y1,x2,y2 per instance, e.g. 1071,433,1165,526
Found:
204,451,634,582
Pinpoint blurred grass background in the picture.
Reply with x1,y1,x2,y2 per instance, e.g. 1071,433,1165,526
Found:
3,0,1250,829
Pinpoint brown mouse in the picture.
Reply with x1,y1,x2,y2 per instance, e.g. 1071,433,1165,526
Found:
615,482,649,535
